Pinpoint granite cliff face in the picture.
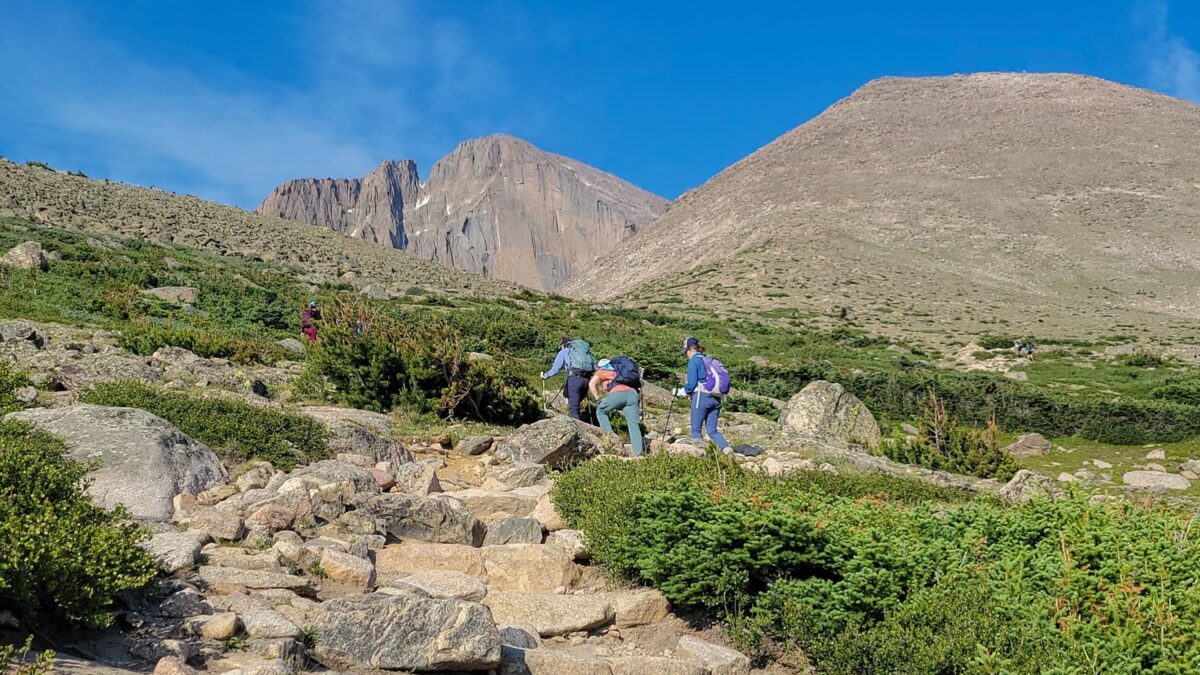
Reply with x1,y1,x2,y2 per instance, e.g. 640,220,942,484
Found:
257,135,666,289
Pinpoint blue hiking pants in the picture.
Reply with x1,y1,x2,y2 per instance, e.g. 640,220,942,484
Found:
690,392,729,450
596,389,644,456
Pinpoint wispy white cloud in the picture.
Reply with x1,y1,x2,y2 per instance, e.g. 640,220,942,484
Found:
0,1,530,207
1136,0,1200,101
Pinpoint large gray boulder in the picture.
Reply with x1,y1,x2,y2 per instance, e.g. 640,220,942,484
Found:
5,405,227,520
139,286,200,305
352,493,485,546
1123,470,1191,491
780,381,880,449
308,593,501,671
0,241,48,271
495,417,624,470
1002,433,1052,459
301,406,413,464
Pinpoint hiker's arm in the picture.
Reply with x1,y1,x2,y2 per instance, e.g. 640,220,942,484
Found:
588,372,602,400
544,349,568,379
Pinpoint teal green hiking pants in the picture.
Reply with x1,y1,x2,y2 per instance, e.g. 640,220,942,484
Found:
596,389,644,456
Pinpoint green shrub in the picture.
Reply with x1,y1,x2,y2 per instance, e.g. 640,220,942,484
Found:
878,390,1017,480
304,303,540,425
0,637,55,674
971,350,995,361
722,395,781,421
0,362,31,415
80,382,328,470
978,334,1018,350
0,420,157,627
556,457,1200,673
1119,350,1169,367
1150,377,1200,406
119,321,286,364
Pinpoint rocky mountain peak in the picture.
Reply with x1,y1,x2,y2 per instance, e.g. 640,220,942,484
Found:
258,135,666,290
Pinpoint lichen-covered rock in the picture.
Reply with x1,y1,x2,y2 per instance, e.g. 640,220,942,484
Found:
140,286,199,305
140,530,203,573
780,381,880,449
1123,470,1192,491
300,406,413,464
5,404,227,520
675,636,751,675
352,492,485,546
1002,433,1052,458
483,517,544,546
308,593,501,671
495,417,624,469
999,469,1065,503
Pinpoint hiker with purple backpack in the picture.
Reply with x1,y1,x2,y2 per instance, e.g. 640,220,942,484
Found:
674,337,731,452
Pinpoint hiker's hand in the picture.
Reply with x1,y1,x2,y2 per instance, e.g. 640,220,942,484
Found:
673,387,687,397
539,371,545,380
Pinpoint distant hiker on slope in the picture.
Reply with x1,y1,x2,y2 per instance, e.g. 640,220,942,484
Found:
675,336,732,452
589,356,645,456
301,301,321,342
542,337,595,421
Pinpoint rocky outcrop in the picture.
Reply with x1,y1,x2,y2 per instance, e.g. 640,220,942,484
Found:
5,404,227,520
0,241,47,270
494,417,625,469
999,470,1065,503
780,381,881,449
307,593,502,671
257,135,667,289
1002,433,1052,458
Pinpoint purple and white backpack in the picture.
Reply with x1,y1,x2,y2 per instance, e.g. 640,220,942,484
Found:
700,355,731,396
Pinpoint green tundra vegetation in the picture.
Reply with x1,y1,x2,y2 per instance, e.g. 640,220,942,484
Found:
553,454,1200,673
9,216,1200,665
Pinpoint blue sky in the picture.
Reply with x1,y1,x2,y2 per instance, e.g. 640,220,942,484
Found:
1,0,1198,208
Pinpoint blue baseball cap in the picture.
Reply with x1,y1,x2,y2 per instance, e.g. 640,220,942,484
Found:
597,358,613,370
679,337,700,354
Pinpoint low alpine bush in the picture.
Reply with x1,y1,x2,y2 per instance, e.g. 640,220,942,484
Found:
80,382,328,470
555,456,1200,673
878,389,1017,480
0,420,157,627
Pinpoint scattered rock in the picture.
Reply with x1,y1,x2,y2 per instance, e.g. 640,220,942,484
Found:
300,407,413,464
242,609,302,639
485,592,614,637
530,492,565,532
352,492,485,546
5,404,228,521
483,462,547,490
0,241,48,271
320,548,376,589
609,588,671,628
547,529,589,560
779,381,881,449
141,530,203,573
189,508,247,542
390,460,442,496
375,542,486,583
1093,459,1113,469
675,636,752,675
501,647,611,674
153,656,198,675
389,570,487,603
608,655,705,675
140,286,200,305
498,625,541,649
441,488,539,521
277,338,306,355
999,470,1065,503
495,417,625,469
197,612,240,640
484,516,545,546
198,566,317,594
455,435,495,456
482,544,579,592
1182,458,1200,474
900,422,920,435
1057,472,1077,483
308,593,501,672
1183,470,1199,480
1122,470,1191,491
1002,433,1052,459
1146,448,1167,460
1146,462,1167,472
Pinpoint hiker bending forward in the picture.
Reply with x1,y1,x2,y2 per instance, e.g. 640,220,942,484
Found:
589,358,645,457
678,337,730,451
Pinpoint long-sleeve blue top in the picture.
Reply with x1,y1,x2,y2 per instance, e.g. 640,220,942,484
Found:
684,353,706,394
543,347,571,379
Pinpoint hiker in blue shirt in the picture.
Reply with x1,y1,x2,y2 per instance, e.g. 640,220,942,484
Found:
542,337,594,421
674,337,730,452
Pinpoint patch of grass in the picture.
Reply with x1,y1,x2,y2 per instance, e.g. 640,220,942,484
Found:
80,381,328,470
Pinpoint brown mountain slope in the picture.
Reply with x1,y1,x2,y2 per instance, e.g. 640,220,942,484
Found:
0,159,512,297
258,135,667,290
562,73,1200,343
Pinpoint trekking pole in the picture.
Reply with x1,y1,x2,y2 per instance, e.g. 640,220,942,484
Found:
661,395,676,440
